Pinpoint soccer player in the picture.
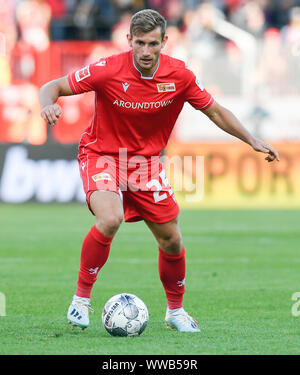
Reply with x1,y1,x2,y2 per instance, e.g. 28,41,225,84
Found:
40,9,280,332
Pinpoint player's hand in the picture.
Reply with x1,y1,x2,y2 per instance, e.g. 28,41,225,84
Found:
250,138,280,162
41,104,62,126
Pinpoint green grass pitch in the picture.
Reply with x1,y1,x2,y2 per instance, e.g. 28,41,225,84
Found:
0,203,299,355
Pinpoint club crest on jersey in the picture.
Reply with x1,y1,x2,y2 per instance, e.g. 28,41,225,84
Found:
157,82,176,93
75,66,90,82
92,172,112,182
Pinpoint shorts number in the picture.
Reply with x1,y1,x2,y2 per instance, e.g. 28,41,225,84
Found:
146,169,173,203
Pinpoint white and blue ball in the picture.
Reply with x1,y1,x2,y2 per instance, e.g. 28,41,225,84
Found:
102,293,149,337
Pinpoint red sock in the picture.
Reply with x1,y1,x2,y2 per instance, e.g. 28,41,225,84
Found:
158,246,186,310
76,225,113,298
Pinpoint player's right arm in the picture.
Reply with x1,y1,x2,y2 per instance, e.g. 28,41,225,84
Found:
40,59,107,126
40,76,73,126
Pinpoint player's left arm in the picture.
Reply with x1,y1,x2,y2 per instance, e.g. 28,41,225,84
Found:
202,100,280,163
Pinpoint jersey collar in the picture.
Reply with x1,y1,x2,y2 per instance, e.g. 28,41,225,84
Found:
129,50,160,80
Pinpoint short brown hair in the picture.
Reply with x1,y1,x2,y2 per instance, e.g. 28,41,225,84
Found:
130,9,167,39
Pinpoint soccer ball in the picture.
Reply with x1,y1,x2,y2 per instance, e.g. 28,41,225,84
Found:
102,293,149,337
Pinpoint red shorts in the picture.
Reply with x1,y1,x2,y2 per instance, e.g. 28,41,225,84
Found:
78,153,180,223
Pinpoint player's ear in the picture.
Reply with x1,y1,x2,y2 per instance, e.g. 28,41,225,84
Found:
161,35,168,49
127,33,133,48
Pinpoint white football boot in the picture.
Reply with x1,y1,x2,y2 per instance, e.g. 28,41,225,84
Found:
67,296,93,330
165,307,200,332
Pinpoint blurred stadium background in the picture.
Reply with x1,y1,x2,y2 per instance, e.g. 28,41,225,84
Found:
0,0,300,208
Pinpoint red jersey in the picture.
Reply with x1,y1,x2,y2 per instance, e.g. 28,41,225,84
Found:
68,50,213,157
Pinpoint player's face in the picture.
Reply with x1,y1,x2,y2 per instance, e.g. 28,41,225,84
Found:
127,27,168,77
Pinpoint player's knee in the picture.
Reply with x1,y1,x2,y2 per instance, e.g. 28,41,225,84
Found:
159,232,182,254
96,214,123,237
